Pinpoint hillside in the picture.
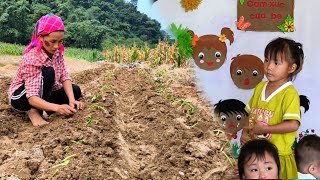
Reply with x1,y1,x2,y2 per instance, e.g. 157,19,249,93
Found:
0,0,165,49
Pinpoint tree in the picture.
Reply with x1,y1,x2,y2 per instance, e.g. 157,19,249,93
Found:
0,0,32,44
65,20,106,49
0,0,167,48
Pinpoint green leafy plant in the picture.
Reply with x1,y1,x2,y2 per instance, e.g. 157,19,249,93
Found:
90,93,101,103
130,44,139,62
169,23,193,67
172,98,197,116
240,0,245,5
89,104,110,115
84,115,100,126
219,141,236,167
150,57,162,68
51,154,77,169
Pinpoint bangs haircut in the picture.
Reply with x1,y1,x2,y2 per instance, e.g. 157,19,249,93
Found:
238,139,280,179
264,38,293,65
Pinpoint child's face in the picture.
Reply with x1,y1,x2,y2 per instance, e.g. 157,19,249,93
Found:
243,152,278,179
40,31,64,55
264,53,295,82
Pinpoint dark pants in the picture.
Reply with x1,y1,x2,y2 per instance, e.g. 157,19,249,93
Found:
11,67,82,114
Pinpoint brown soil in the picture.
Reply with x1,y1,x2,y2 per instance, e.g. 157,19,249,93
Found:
0,57,238,179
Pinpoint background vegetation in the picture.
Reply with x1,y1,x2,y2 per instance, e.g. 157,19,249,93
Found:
0,0,166,50
0,1,191,67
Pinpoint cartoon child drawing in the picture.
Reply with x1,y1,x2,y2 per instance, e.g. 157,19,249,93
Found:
230,54,264,89
189,27,234,71
214,99,248,140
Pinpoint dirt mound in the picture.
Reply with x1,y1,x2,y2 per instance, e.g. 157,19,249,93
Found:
0,61,237,179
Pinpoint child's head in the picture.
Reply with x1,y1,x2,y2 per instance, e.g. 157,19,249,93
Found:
24,13,65,55
295,135,320,178
238,139,280,179
264,37,304,81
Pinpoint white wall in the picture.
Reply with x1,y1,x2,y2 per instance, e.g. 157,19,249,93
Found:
139,0,320,136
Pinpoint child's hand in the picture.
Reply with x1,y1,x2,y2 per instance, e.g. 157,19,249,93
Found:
252,120,267,135
240,127,251,146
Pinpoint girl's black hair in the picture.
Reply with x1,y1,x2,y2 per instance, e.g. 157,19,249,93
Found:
214,99,248,116
299,95,310,113
238,139,280,179
264,37,304,81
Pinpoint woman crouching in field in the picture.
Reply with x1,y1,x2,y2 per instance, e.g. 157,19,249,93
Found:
8,13,85,126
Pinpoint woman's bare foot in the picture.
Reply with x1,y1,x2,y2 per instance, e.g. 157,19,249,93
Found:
27,108,49,127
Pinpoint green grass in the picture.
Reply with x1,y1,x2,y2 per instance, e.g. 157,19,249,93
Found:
63,47,106,62
0,42,24,56
0,42,105,62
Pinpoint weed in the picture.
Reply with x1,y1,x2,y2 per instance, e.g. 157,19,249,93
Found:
130,44,139,62
155,69,167,78
212,129,225,136
172,98,197,116
52,169,59,177
104,70,115,80
150,57,161,68
51,154,77,169
91,93,101,103
71,139,84,145
137,69,148,77
88,104,110,115
84,115,100,126
101,84,112,93
191,118,203,128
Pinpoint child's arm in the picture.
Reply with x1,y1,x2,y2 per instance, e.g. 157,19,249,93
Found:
252,120,299,134
240,118,250,145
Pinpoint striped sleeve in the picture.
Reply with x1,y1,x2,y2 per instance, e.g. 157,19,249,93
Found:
282,88,300,121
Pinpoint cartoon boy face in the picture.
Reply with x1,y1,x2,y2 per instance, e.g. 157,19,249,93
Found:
230,54,264,89
219,112,247,134
214,99,248,134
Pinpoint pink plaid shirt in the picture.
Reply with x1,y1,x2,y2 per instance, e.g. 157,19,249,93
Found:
8,48,71,99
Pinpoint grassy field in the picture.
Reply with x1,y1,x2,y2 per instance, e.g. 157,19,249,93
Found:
0,41,190,67
0,42,105,62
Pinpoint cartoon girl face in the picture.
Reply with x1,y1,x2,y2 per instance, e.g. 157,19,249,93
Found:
220,112,246,134
230,54,264,89
193,46,226,71
191,27,234,71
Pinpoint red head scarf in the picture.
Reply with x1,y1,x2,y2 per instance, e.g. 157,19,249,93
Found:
24,13,65,54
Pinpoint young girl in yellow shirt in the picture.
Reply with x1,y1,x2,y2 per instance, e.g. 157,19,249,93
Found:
241,37,304,179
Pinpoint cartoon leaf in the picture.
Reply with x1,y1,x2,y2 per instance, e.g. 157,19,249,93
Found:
240,0,245,5
277,24,286,32
285,15,293,23
169,23,193,61
231,142,240,158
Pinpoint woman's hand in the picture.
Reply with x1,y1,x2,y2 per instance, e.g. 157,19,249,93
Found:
69,100,85,111
55,104,77,116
